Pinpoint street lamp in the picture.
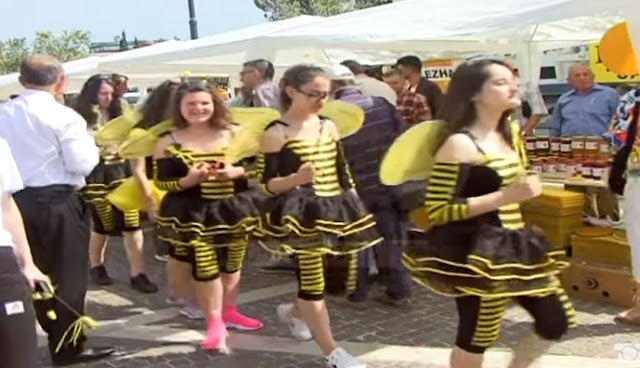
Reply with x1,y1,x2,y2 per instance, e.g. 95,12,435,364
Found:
188,0,199,40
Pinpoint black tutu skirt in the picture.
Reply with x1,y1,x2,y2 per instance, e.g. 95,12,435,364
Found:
156,188,262,248
82,160,131,203
402,223,569,298
256,187,382,255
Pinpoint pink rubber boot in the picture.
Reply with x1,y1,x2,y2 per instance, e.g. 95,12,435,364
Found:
222,305,264,331
201,313,230,353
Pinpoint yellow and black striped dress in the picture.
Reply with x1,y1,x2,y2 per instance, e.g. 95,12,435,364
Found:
257,120,381,255
154,142,261,250
82,144,140,235
402,150,571,299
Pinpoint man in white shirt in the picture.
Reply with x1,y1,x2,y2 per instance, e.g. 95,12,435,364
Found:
0,55,112,366
340,60,397,106
0,137,48,368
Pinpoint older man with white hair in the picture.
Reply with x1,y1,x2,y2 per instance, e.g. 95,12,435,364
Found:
550,64,619,137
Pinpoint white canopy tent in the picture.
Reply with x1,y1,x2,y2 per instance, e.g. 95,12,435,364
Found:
115,0,639,83
97,16,326,76
0,56,103,97
241,0,640,82
0,40,190,96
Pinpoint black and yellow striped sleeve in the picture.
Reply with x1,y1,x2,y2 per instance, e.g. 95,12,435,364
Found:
259,152,279,196
336,142,355,189
154,158,183,192
238,156,259,179
425,162,469,225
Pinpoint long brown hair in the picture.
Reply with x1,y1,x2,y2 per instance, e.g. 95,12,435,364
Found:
172,82,230,130
434,59,514,152
74,74,123,130
136,79,179,129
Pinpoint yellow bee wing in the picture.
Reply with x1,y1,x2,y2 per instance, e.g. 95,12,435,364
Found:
319,100,365,138
106,177,166,212
380,120,446,185
225,107,282,163
94,110,141,146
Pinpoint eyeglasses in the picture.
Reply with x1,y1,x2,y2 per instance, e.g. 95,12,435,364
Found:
296,88,328,100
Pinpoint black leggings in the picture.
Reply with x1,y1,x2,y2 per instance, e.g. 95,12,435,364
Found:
455,290,574,354
0,248,38,368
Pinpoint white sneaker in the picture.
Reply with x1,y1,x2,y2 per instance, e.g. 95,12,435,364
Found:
276,303,313,341
325,347,366,368
179,304,205,320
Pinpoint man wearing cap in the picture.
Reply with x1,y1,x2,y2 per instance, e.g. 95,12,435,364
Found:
327,65,411,309
340,60,397,106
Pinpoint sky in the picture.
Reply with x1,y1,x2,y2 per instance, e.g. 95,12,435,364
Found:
0,0,268,42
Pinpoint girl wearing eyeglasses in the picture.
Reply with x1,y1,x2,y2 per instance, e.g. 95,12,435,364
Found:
257,64,379,368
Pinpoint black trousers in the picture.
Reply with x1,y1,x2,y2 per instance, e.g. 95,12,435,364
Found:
14,185,90,358
350,209,411,301
0,248,38,368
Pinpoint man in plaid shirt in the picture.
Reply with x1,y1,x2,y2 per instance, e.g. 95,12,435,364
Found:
383,69,431,126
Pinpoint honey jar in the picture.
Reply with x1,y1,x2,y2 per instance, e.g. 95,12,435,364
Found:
543,157,557,173
571,136,586,158
557,157,567,173
565,159,577,176
560,137,572,158
535,136,550,157
585,136,599,158
591,159,607,181
531,158,544,174
525,136,537,157
549,137,561,156
581,159,593,179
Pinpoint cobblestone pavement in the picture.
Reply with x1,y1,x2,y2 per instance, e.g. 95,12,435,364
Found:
36,229,640,367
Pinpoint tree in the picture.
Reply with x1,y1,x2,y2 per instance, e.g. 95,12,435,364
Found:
119,31,129,51
32,30,91,62
0,38,30,74
254,0,392,20
0,30,91,74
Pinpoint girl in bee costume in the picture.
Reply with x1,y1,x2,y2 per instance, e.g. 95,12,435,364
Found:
255,64,379,368
384,60,575,368
74,74,157,294
152,82,263,352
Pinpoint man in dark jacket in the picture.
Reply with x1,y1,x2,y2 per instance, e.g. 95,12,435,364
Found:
327,65,411,308
396,55,444,117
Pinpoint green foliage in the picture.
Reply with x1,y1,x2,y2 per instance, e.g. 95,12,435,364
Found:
0,30,91,75
254,0,392,20
32,30,91,62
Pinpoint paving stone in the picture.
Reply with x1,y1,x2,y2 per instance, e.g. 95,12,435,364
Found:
34,233,640,367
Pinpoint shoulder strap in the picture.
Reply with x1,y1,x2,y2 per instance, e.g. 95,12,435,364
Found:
459,130,486,155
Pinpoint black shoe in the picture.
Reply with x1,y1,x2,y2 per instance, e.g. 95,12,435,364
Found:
374,293,411,309
130,274,158,294
51,346,115,366
259,259,297,274
90,265,113,286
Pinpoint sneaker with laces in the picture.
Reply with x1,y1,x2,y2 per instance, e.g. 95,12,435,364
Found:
325,347,366,368
179,304,205,320
130,274,158,294
166,297,188,306
154,254,169,262
276,303,312,341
